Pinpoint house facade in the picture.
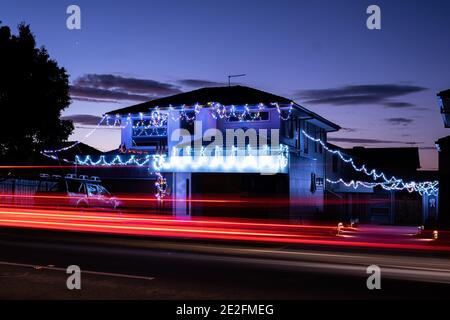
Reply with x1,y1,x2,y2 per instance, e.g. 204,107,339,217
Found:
77,86,340,220
436,89,450,227
327,146,438,225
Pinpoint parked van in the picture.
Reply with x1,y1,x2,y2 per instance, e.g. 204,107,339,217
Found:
0,174,120,210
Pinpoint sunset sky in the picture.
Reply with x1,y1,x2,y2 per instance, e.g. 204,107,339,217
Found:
1,0,449,169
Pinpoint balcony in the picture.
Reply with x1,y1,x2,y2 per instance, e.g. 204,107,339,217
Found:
153,145,289,174
76,145,289,174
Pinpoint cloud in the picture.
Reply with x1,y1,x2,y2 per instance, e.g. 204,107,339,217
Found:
327,137,421,145
70,85,153,102
177,79,226,88
386,117,414,126
70,74,182,103
296,84,427,108
61,114,104,126
340,127,359,133
383,101,416,108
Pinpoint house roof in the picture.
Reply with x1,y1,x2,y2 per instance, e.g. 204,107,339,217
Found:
59,141,102,156
436,135,450,147
108,86,292,114
44,142,102,162
345,147,421,174
107,85,340,131
438,89,450,98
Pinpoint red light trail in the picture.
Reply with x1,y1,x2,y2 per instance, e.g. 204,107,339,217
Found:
0,205,448,252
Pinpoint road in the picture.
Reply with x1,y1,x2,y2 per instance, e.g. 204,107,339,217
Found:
0,226,449,299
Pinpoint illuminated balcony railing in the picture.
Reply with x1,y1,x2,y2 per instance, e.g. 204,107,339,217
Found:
76,145,289,174
152,145,289,174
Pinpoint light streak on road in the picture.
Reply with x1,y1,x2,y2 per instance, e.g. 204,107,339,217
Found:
0,205,448,252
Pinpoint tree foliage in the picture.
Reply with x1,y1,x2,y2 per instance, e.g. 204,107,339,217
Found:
0,22,73,163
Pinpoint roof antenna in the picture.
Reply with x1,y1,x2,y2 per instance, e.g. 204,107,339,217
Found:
228,74,246,86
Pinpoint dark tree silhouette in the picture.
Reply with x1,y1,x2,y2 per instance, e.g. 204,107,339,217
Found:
0,22,73,164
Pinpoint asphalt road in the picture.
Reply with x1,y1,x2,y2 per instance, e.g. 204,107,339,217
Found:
0,227,449,300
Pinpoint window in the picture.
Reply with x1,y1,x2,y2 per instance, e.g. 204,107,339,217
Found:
132,139,166,148
132,118,168,137
38,181,64,193
316,177,324,187
86,184,98,197
87,184,111,197
302,123,309,154
289,119,295,139
132,127,167,137
97,185,111,197
67,180,85,195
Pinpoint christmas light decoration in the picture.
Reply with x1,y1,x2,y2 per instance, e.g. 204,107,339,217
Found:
326,178,439,196
75,145,289,174
155,172,169,201
112,102,294,125
42,115,108,154
75,154,152,167
43,102,294,156
152,145,289,174
302,130,439,196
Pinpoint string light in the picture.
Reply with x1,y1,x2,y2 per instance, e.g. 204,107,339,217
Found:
42,115,108,154
326,178,439,195
41,152,75,164
302,130,439,196
75,145,289,174
152,145,289,174
75,154,152,167
155,172,169,201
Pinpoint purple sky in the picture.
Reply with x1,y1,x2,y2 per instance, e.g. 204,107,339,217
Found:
1,0,449,169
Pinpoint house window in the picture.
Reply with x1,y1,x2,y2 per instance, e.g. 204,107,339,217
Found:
132,118,168,137
283,117,295,139
316,177,324,187
302,123,309,154
289,119,295,139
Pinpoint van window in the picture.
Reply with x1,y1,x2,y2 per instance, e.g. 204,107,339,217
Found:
86,184,98,196
38,181,65,193
67,180,86,195
87,184,111,197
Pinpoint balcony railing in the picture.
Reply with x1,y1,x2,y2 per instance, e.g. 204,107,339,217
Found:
76,145,289,174
153,145,289,174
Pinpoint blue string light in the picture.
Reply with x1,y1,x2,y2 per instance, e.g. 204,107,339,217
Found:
302,130,439,196
75,154,152,167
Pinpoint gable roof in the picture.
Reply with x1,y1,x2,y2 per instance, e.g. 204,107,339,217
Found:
346,147,421,173
436,135,450,147
106,85,340,131
438,89,450,99
108,85,292,114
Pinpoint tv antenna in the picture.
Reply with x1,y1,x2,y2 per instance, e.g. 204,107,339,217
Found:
228,74,246,86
